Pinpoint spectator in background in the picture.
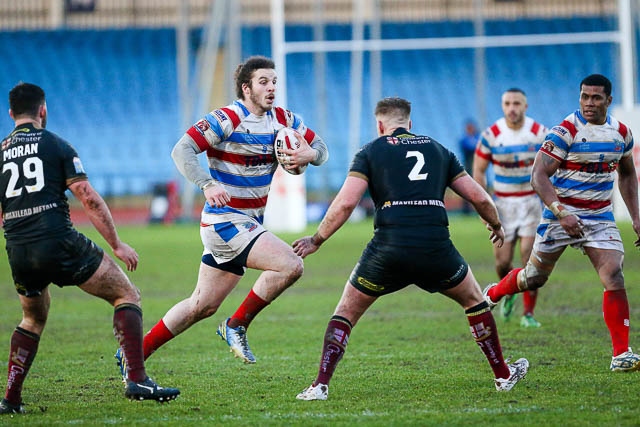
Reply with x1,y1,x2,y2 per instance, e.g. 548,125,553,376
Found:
458,119,480,214
473,88,548,328
0,83,179,415
483,74,640,372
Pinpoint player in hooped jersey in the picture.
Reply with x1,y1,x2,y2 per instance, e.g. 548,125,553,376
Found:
0,83,179,415
473,88,547,328
293,97,528,401
483,74,640,372
115,56,329,372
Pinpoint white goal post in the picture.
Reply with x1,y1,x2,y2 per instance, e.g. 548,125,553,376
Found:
264,0,638,231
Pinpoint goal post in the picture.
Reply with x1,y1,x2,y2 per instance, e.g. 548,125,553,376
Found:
263,0,638,231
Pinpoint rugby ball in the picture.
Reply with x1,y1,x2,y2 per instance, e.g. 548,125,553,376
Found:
274,127,307,175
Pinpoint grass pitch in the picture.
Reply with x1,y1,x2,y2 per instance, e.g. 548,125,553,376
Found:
1,216,639,426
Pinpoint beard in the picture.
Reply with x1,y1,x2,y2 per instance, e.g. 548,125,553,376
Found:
248,90,272,114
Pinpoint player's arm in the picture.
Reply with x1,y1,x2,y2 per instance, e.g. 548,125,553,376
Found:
531,150,583,238
472,149,490,190
171,134,230,208
472,136,491,190
308,134,329,166
68,179,139,271
530,150,561,207
292,175,368,258
450,174,504,247
616,154,640,245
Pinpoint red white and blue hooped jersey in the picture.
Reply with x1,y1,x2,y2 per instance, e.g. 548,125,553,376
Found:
185,100,317,223
540,109,634,223
475,116,547,197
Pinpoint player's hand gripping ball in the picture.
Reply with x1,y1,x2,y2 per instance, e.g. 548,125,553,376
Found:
275,127,307,175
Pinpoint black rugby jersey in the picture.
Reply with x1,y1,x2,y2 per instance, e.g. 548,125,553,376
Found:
349,127,465,245
0,123,87,243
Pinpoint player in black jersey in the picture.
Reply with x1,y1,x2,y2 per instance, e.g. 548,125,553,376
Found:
0,83,179,415
293,97,529,401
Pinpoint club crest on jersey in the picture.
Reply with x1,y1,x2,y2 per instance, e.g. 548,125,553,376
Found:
195,119,211,135
542,140,555,152
386,137,400,145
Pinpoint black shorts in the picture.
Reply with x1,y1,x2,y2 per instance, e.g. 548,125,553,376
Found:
6,230,104,297
348,238,469,297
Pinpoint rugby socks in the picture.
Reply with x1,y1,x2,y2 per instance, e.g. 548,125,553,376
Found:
113,304,146,383
142,319,175,360
4,327,39,406
522,290,538,316
315,316,352,386
603,289,630,356
466,302,511,379
488,268,523,302
228,289,269,329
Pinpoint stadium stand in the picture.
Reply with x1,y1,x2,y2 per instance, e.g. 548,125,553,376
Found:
0,15,628,196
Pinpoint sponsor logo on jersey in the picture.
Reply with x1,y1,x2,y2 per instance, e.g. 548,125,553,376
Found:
382,201,392,209
542,140,555,152
73,157,85,174
551,126,567,136
213,110,228,123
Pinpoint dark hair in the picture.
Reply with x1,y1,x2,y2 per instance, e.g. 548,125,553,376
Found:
9,82,45,117
505,87,526,96
374,97,411,118
580,74,612,96
234,56,276,99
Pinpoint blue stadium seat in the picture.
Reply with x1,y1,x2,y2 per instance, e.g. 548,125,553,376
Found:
0,16,630,196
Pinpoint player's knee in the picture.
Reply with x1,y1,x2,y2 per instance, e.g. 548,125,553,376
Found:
122,283,141,305
285,255,304,282
522,263,549,290
602,266,625,289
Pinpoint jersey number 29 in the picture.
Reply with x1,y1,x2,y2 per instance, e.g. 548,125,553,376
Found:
3,157,45,198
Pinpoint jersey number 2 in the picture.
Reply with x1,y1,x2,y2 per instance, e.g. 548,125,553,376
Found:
3,158,45,198
406,151,428,181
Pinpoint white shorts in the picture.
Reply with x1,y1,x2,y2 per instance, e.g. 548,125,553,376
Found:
495,194,542,242
534,220,624,254
200,211,266,264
